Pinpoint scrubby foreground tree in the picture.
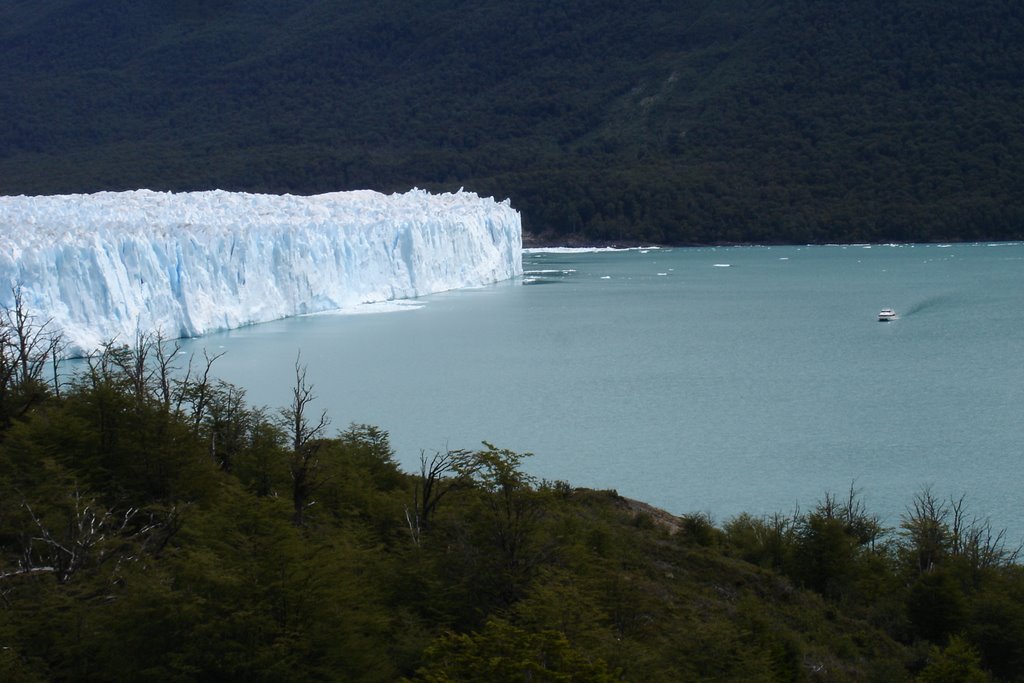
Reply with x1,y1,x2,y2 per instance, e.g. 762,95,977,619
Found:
0,308,1023,680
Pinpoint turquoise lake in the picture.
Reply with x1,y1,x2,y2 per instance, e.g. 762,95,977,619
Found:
183,243,1024,540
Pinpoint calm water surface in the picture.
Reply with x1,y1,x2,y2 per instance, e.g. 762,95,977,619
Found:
184,243,1024,539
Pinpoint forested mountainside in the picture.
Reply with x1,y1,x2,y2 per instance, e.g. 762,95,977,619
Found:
1,0,1022,244
2,312,1024,681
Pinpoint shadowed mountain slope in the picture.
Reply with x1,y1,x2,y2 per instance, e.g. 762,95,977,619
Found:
2,0,1022,244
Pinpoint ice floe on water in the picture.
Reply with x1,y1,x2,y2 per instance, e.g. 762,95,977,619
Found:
523,246,661,254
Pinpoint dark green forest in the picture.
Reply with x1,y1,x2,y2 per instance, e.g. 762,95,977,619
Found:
2,0,1023,244
2,293,1024,680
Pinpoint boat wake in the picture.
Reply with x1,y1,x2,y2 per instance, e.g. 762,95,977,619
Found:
901,294,952,317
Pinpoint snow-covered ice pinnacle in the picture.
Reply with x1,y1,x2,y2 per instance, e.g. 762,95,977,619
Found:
0,189,522,354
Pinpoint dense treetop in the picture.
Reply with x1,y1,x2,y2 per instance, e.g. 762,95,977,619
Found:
1,0,1022,244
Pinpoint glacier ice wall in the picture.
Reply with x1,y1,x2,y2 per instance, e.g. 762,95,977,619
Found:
0,189,522,354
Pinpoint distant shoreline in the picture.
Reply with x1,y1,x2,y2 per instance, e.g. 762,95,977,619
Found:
522,232,1024,250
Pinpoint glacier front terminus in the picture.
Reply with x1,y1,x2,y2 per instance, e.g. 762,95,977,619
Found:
0,189,523,354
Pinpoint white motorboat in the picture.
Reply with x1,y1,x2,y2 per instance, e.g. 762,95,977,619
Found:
878,308,897,322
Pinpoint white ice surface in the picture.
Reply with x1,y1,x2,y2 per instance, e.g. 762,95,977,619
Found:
0,188,522,353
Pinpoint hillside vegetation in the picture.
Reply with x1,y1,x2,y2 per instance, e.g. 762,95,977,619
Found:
2,0,1022,244
2,301,1024,681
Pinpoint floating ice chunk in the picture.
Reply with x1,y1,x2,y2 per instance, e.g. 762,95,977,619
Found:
523,246,658,254
309,299,425,316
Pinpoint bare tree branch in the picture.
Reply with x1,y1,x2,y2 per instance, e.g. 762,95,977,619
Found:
281,353,330,526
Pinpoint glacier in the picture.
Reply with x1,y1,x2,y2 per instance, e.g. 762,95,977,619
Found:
0,188,522,354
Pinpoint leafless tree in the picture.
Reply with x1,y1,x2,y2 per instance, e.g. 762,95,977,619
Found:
901,488,1019,575
4,285,53,385
152,330,182,410
948,494,1021,572
0,285,65,426
902,486,950,573
100,329,161,405
47,331,71,399
1,488,183,586
405,447,477,545
280,354,329,526
185,349,225,428
204,380,250,472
